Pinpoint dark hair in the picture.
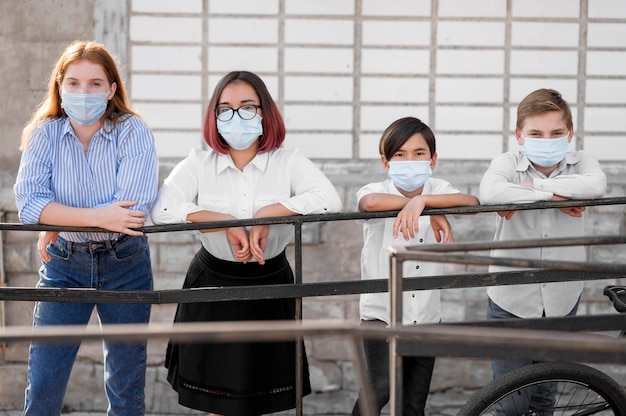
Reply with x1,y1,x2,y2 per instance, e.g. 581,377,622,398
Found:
379,117,436,160
517,89,573,132
203,71,285,154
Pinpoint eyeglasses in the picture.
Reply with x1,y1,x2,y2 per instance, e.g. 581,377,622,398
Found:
215,105,261,122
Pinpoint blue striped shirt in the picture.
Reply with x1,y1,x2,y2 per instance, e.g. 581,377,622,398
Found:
14,115,159,242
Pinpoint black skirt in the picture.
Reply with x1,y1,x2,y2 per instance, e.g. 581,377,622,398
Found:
166,246,312,415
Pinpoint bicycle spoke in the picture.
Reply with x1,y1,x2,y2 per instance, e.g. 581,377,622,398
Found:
458,363,626,416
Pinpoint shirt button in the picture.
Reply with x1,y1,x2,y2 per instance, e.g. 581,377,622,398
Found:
412,294,415,298
415,265,420,269
419,238,424,242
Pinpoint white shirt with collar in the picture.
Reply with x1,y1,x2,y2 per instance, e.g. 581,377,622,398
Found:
479,150,606,318
357,178,461,326
151,147,342,261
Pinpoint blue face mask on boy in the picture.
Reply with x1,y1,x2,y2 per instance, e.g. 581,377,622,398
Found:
523,135,569,167
387,160,432,192
61,92,109,126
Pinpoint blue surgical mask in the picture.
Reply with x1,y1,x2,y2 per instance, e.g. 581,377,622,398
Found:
523,136,569,167
61,92,108,126
387,160,432,192
217,113,263,150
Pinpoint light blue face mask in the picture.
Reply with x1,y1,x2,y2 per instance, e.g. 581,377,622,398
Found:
217,112,263,150
523,136,569,167
61,92,108,126
387,160,432,192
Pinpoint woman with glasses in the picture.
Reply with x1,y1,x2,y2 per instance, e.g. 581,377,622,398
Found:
151,70,342,415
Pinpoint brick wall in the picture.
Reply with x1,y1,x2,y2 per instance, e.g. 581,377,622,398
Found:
126,0,626,163
1,0,626,414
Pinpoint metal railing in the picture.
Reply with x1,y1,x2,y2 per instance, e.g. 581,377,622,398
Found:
388,230,626,415
1,196,626,415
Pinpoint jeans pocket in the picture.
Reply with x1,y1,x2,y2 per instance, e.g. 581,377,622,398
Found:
47,242,70,261
111,237,148,262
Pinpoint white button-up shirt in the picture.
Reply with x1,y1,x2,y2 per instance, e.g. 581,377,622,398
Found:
150,147,342,262
357,178,461,325
479,150,606,318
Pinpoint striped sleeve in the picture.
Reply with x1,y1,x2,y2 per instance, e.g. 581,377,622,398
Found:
13,122,56,224
113,116,159,217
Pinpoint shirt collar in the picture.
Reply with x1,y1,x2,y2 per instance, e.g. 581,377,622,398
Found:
216,151,269,174
60,117,113,141
60,117,74,139
100,119,115,141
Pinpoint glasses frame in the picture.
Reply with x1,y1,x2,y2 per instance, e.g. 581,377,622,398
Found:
215,105,262,122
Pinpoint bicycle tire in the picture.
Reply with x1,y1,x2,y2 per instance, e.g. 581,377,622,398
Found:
457,362,626,416
604,285,626,313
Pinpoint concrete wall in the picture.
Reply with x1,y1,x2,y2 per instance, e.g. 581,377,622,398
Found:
1,0,626,414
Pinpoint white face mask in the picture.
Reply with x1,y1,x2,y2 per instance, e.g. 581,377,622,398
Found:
387,160,432,192
217,113,263,150
523,135,569,167
61,92,108,126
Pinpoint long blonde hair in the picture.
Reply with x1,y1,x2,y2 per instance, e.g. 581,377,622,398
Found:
20,40,139,150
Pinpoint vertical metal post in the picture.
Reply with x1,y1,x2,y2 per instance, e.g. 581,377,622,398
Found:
294,221,303,416
389,248,403,415
348,336,377,416
0,210,5,335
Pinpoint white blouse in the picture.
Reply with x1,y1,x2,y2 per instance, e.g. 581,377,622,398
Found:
150,147,342,261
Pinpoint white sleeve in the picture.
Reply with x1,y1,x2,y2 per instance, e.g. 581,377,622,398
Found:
276,149,343,215
479,153,553,204
533,152,606,199
150,150,204,224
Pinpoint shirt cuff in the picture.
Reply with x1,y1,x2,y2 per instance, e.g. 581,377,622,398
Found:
19,198,51,224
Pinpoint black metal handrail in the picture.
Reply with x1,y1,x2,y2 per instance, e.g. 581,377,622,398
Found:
2,196,625,233
0,268,623,303
385,199,626,414
2,197,625,308
1,196,626,416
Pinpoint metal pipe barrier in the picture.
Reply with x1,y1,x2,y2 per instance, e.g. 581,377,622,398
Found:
387,208,626,415
1,196,626,415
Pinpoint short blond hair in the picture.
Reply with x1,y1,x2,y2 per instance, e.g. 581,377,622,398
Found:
516,89,573,132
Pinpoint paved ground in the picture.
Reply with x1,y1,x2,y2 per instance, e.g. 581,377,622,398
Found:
0,388,478,416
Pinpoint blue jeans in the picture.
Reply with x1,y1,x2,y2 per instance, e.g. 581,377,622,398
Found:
24,235,153,416
487,297,579,416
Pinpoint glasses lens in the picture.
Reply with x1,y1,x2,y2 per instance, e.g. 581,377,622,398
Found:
237,106,257,120
216,108,234,121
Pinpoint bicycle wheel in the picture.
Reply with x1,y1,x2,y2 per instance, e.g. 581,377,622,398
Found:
458,362,626,416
